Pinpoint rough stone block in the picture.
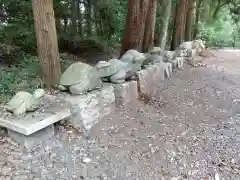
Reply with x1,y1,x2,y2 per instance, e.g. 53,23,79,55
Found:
64,85,115,131
136,64,165,95
0,95,70,136
112,81,138,106
8,125,54,149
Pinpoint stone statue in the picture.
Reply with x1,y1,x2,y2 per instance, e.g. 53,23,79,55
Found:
176,39,205,56
5,89,45,116
120,49,143,63
162,50,184,69
58,61,112,94
58,54,148,94
141,51,172,78
102,54,147,83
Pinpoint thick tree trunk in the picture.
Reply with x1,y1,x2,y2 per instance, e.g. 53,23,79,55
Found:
142,0,157,53
71,0,77,35
158,0,172,50
120,0,149,56
185,0,195,41
32,0,61,88
171,0,188,50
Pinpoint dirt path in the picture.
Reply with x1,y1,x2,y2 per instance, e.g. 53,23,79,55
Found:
1,49,240,180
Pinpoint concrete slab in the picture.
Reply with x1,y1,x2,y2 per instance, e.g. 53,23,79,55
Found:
0,95,70,136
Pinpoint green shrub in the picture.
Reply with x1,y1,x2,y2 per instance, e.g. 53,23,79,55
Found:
0,55,42,103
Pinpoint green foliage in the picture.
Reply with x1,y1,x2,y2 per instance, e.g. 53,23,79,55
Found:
0,55,42,103
0,22,36,54
198,10,240,47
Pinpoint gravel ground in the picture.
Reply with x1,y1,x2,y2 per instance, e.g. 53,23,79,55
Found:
1,49,240,180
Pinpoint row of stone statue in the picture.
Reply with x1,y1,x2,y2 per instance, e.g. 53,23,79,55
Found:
5,39,205,116
57,39,205,95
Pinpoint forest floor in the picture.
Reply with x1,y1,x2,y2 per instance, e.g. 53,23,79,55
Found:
1,49,240,180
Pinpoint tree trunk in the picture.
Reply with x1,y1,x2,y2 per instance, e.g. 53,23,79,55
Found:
77,1,83,37
185,0,195,41
55,16,61,33
86,0,92,36
157,0,172,50
71,0,77,35
181,0,188,42
120,0,149,56
142,0,157,52
32,0,61,88
171,0,188,50
193,0,201,39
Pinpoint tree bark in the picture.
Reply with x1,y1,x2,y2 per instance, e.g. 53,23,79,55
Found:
120,0,149,56
193,0,201,39
181,0,188,42
185,0,195,41
171,0,188,50
71,0,77,35
77,0,83,37
32,0,61,88
158,0,172,50
86,0,92,36
142,0,157,53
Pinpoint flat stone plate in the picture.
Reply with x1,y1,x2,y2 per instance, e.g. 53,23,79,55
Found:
0,95,71,136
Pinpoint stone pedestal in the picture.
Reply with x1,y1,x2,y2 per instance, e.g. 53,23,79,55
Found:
112,81,138,106
0,95,70,148
8,125,54,149
64,85,115,131
136,64,165,95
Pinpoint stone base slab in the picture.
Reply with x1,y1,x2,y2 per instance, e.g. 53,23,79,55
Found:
8,125,54,149
112,81,138,106
0,95,70,136
64,85,115,131
136,64,165,95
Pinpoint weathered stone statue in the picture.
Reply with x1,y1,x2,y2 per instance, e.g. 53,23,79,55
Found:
58,54,148,94
162,50,184,69
176,39,205,56
58,61,111,94
5,89,45,116
141,47,165,67
103,54,147,83
140,48,172,78
120,49,143,63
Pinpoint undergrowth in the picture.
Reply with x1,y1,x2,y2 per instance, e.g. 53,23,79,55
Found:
0,55,42,103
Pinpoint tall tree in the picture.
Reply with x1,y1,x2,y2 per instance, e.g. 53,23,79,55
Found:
86,0,92,36
120,0,149,56
158,0,172,50
32,0,61,88
171,0,188,50
185,0,195,41
193,0,202,38
77,0,83,37
71,0,77,35
142,0,157,52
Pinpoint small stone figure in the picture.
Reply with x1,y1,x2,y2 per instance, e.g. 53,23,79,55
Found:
5,89,45,116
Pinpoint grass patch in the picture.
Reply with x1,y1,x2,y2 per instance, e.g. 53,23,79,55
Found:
0,55,42,103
